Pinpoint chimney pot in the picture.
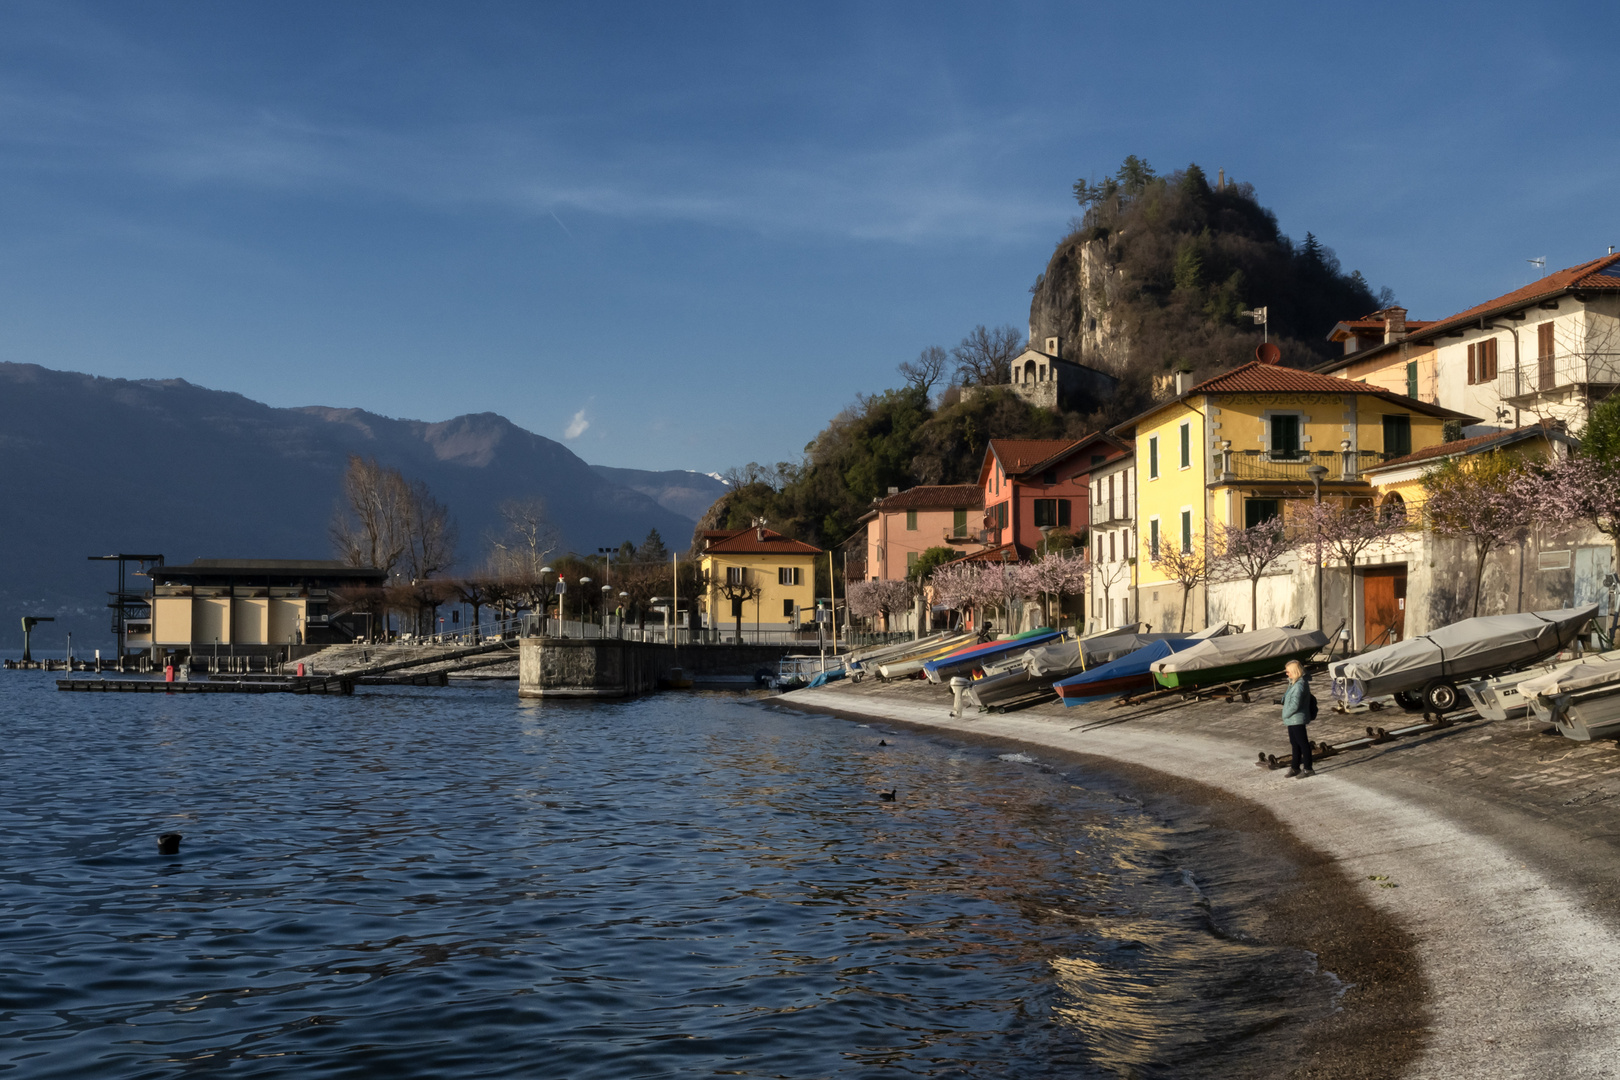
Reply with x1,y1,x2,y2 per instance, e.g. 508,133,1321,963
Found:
1174,372,1190,395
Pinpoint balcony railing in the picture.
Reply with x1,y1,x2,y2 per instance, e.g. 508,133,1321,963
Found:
1222,448,1390,483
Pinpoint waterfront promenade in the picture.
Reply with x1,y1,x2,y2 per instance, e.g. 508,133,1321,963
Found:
781,677,1620,1080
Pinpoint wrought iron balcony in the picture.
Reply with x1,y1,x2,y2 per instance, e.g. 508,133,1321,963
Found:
1221,448,1389,483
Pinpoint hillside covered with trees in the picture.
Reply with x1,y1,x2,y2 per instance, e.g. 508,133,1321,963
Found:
705,157,1397,554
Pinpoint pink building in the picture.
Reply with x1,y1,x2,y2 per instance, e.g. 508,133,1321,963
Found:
859,485,986,581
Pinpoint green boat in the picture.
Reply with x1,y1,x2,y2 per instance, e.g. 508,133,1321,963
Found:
1150,627,1328,690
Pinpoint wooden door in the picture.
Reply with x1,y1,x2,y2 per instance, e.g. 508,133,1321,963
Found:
1363,567,1407,647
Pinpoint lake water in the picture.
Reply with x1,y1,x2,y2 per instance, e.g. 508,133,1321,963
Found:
0,675,1337,1078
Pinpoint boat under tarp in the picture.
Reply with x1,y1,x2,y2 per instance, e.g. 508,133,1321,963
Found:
1151,627,1328,690
922,629,1061,683
1520,657,1620,741
1077,629,1216,669
1329,606,1597,708
1055,638,1205,704
1462,648,1620,721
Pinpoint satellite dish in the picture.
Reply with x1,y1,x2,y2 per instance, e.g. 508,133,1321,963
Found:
1256,342,1282,365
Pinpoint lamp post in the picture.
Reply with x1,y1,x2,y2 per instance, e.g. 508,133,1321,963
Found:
617,591,628,639
1000,548,1014,634
601,585,612,635
579,577,593,637
540,565,554,637
1306,463,1329,633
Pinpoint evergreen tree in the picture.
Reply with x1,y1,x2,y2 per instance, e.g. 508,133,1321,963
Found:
637,529,669,563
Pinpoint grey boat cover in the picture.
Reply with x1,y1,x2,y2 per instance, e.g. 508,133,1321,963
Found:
1076,623,1232,670
1021,639,1083,677
1329,605,1598,698
1151,626,1327,677
1516,654,1620,698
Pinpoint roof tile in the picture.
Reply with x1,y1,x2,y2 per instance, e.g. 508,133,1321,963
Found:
875,484,984,511
702,527,823,556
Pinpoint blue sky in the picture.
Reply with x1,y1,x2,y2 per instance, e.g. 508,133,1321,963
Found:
0,1,1615,473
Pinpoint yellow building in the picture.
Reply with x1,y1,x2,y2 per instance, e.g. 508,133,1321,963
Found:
135,559,388,659
698,526,822,640
1113,361,1473,632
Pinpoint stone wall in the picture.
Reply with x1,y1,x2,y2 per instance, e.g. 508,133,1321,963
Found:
518,637,802,698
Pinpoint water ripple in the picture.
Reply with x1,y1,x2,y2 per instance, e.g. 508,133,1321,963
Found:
0,677,1333,1077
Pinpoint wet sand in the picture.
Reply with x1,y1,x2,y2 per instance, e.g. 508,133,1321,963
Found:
780,678,1620,1079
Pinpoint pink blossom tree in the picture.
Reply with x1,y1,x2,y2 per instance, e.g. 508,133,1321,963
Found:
1522,454,1620,560
930,561,984,629
846,578,915,631
1031,550,1091,629
1213,517,1296,631
1422,451,1535,616
1295,498,1405,630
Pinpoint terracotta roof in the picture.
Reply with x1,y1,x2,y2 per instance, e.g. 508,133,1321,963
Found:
1422,254,1620,336
1112,361,1476,436
702,527,823,556
987,439,1082,473
875,484,984,511
1364,421,1573,473
1329,318,1435,338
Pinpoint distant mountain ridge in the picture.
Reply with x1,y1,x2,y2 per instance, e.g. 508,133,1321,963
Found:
0,362,701,648
589,465,729,523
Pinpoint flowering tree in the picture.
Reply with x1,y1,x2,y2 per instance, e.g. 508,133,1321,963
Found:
1031,550,1091,628
846,578,916,631
1213,517,1296,631
1296,498,1405,630
1151,535,1209,632
1525,454,1620,560
1423,452,1535,617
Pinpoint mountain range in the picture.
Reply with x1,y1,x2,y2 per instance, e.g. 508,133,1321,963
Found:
0,362,727,649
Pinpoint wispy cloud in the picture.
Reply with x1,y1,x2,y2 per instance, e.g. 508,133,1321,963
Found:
563,409,589,440
0,54,1067,246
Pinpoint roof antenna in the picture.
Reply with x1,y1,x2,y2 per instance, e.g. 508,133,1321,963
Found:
1528,256,1546,270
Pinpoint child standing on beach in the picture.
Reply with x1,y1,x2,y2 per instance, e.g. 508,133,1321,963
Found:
1281,659,1315,778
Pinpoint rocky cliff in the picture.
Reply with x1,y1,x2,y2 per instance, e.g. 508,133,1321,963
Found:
1027,233,1132,373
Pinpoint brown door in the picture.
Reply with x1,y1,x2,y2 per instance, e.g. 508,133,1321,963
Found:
1363,567,1407,647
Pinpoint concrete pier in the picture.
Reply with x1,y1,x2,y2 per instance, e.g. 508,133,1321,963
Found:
518,637,801,698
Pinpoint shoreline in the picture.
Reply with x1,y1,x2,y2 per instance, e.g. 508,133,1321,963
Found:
777,680,1620,1079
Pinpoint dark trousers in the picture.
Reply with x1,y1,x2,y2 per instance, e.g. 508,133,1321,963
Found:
1287,723,1312,771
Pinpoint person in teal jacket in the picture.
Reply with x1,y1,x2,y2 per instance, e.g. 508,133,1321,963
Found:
1281,659,1315,778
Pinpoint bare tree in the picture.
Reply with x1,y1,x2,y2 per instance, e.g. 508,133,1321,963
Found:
1296,500,1404,630
1092,558,1131,630
1151,535,1210,632
401,480,458,583
491,498,560,611
712,567,763,640
331,455,410,575
951,324,1025,386
898,345,948,396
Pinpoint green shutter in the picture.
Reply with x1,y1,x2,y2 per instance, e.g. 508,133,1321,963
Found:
1149,520,1159,558
1149,437,1159,478
1179,423,1190,469
1406,361,1418,398
1181,510,1192,553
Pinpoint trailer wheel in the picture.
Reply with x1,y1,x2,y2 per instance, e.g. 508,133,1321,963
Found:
1392,690,1425,713
1422,679,1459,714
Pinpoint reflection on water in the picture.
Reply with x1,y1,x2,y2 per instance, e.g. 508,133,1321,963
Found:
0,677,1334,1077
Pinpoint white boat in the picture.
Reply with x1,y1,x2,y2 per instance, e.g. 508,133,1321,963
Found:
1462,648,1620,721
1329,606,1598,714
873,633,977,679
1520,658,1620,741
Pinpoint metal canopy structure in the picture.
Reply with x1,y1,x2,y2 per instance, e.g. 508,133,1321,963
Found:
89,554,164,659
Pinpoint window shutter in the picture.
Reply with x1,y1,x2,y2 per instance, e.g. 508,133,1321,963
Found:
1467,343,1476,385
1058,499,1071,527
1539,323,1556,390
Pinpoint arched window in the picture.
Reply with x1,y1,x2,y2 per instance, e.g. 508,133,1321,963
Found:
1380,491,1407,523
1022,359,1037,384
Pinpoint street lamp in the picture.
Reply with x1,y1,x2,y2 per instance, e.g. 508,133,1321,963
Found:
618,591,629,639
1306,463,1329,633
601,584,612,635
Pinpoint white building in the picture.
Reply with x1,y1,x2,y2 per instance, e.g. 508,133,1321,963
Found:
1086,449,1137,632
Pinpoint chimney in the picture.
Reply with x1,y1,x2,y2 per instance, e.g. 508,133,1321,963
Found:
887,486,899,496
1174,371,1190,395
1045,336,1060,358
756,524,767,542
1218,168,1225,191
1383,307,1408,345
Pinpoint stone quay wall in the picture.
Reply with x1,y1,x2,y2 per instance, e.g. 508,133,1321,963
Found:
518,637,802,698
